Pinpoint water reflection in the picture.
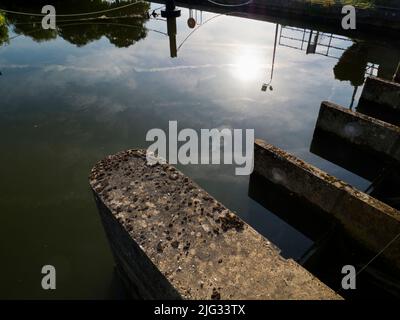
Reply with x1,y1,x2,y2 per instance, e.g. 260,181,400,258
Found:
261,23,278,92
0,0,150,47
160,0,181,57
278,25,399,107
2,0,399,95
0,11,7,46
0,0,400,299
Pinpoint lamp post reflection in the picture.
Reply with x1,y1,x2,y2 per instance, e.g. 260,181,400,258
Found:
262,23,279,92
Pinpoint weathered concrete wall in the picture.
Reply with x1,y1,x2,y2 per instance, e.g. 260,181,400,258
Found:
254,139,400,271
315,101,400,162
310,128,400,210
90,150,340,300
360,77,400,111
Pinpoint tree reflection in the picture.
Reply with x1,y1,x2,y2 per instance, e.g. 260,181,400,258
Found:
0,0,150,47
0,11,8,46
333,42,369,87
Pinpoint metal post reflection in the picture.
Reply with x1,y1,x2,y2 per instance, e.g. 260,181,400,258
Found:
161,0,181,58
262,23,279,92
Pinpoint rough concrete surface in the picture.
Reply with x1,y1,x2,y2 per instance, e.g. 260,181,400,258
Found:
316,101,400,162
254,139,400,271
361,76,400,110
89,149,340,300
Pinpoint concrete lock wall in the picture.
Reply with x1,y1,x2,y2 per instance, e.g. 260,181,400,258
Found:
90,150,340,300
360,77,400,111
315,101,400,162
254,139,400,271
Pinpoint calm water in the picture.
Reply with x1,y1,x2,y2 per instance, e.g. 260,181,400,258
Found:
0,1,399,299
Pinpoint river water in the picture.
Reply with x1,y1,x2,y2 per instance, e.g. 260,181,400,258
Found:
0,0,399,298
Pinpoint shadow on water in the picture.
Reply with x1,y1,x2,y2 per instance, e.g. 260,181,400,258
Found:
357,97,400,127
249,74,400,299
249,173,400,300
311,128,400,211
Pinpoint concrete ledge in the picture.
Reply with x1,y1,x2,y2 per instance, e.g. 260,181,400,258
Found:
310,128,400,210
360,77,400,110
316,101,400,163
254,139,400,271
89,150,340,300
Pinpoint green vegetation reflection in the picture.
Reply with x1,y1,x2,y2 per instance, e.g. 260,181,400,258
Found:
0,0,150,47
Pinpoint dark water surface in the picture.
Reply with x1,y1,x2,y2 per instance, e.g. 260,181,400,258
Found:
0,1,399,298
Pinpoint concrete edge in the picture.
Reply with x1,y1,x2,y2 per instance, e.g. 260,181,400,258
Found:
316,101,400,162
254,139,400,271
360,76,400,110
89,149,341,300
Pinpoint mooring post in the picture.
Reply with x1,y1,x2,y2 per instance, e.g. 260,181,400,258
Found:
90,150,340,299
164,0,176,12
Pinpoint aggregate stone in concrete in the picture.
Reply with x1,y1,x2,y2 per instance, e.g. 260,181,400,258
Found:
89,149,340,300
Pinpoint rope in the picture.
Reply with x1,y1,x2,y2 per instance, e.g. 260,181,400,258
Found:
206,0,253,7
0,1,147,17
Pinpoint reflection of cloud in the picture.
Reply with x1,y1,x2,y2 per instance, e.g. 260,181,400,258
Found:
2,61,265,74
0,13,356,141
198,73,217,82
0,64,30,69
327,83,337,101
211,97,257,104
154,101,201,107
126,79,137,89
185,42,270,50
43,64,123,76
134,64,234,72
43,65,97,72
65,93,128,115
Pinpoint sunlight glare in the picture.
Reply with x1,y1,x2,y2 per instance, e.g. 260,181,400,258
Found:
232,50,263,81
